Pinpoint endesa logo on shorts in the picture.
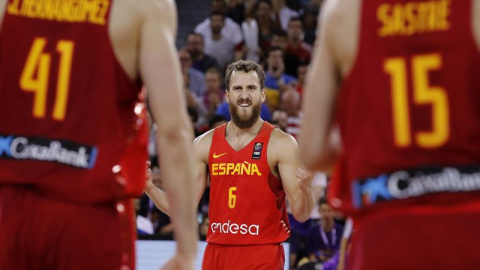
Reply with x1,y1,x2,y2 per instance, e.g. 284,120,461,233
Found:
0,134,98,169
210,220,260,236
352,166,480,208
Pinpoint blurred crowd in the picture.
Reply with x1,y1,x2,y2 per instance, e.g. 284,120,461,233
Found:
134,0,351,269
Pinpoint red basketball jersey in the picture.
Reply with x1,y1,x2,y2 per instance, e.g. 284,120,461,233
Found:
207,122,290,245
331,0,480,215
0,0,147,203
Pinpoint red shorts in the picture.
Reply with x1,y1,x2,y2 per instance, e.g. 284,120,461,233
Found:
0,185,136,270
202,243,285,270
348,201,480,270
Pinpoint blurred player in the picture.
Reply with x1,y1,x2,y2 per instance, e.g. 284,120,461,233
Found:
300,0,480,269
0,0,197,269
146,60,315,269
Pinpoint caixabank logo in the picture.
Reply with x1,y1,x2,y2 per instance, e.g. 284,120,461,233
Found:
352,166,480,208
0,135,97,169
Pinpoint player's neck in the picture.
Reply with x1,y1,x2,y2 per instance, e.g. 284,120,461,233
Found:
228,118,264,137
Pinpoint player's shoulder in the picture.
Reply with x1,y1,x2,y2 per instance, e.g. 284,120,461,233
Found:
132,0,174,11
194,128,216,157
269,128,298,149
117,0,175,20
320,0,360,29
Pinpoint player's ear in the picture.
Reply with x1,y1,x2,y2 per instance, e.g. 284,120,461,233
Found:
260,88,266,103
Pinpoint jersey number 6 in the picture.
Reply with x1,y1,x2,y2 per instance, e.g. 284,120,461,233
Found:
228,186,237,209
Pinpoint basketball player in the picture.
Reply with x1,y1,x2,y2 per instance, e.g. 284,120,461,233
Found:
300,0,480,269
0,0,197,269
146,60,315,269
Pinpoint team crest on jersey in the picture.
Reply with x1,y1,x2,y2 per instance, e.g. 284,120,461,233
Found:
252,142,263,159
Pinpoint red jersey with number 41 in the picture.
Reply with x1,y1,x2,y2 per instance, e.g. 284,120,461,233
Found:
207,122,290,245
0,0,148,203
331,0,480,215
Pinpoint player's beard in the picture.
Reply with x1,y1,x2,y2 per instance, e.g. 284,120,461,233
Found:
229,98,261,129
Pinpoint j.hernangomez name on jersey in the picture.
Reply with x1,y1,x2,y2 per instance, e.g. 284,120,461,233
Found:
7,0,109,25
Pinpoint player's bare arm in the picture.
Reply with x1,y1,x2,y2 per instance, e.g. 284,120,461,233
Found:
137,0,197,266
145,130,212,215
269,129,315,222
298,0,358,173
0,1,7,29
474,0,480,50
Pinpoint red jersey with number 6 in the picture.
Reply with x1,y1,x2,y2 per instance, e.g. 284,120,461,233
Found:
331,0,480,215
207,122,290,245
0,0,147,203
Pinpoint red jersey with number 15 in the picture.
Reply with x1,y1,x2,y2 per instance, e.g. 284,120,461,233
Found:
0,0,147,203
330,0,480,215
207,122,290,245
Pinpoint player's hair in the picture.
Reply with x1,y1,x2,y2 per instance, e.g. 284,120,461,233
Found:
225,60,265,91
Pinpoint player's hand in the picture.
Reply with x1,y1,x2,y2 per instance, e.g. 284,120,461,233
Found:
145,160,154,191
296,165,314,192
161,254,195,270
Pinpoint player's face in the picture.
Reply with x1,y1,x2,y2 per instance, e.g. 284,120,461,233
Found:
226,71,266,129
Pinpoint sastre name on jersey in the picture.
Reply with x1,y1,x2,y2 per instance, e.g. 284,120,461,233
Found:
377,0,451,37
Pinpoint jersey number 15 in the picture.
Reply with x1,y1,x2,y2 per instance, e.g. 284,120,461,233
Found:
384,53,450,149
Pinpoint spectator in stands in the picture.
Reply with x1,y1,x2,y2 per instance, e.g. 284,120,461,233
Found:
308,199,344,263
296,61,309,98
226,0,246,25
252,0,281,58
203,68,225,122
280,89,302,139
179,48,207,98
199,214,210,241
272,0,299,31
265,46,296,92
195,0,243,41
271,110,288,132
209,114,228,129
271,29,288,51
179,49,207,122
196,11,244,72
186,33,219,73
285,17,312,77
301,9,319,46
